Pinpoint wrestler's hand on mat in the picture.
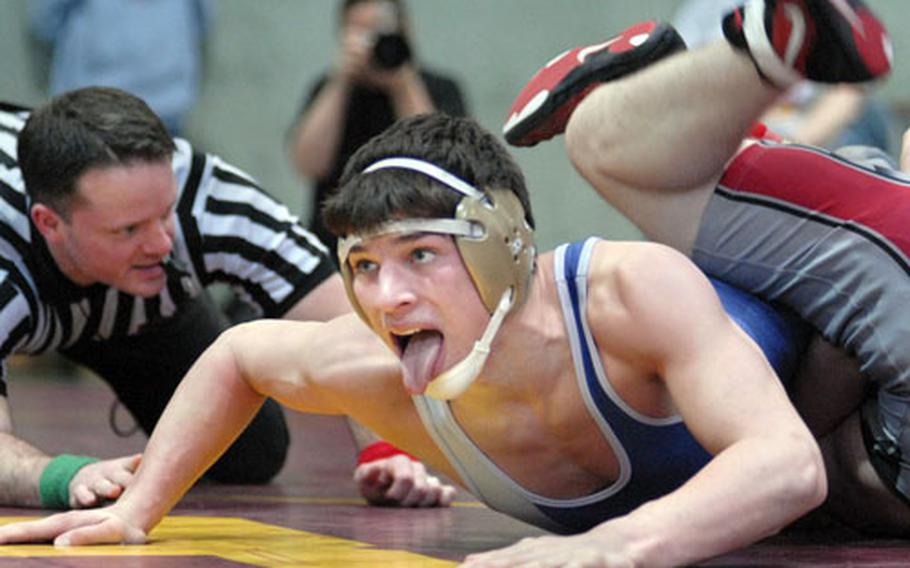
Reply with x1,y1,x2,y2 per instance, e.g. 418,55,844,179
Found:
0,505,147,546
69,454,142,509
354,454,456,508
460,530,631,568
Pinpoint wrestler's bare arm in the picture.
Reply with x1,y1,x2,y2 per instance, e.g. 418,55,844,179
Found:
609,246,824,564
609,245,823,563
0,315,399,546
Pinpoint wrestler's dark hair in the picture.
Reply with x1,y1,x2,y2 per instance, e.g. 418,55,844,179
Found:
323,112,535,238
18,86,175,219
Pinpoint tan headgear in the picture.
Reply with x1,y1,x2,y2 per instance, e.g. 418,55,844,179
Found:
336,157,536,400
337,157,535,319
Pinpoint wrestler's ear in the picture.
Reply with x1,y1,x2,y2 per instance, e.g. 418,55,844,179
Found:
31,203,66,242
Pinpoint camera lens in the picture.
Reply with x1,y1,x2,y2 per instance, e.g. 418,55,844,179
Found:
372,33,411,69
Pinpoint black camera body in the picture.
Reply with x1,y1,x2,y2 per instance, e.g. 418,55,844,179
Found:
372,33,412,69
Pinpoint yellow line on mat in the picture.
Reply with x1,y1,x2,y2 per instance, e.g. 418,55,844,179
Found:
0,516,456,567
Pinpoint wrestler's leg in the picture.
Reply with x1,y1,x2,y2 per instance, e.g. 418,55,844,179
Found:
567,0,893,249
791,336,867,439
565,40,775,253
506,1,890,253
502,19,774,252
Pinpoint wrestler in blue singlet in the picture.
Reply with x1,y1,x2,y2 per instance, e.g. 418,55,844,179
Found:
414,238,808,534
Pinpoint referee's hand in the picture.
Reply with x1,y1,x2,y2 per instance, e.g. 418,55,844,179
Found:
70,453,142,509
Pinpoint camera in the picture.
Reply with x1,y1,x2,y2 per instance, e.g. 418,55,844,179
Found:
372,32,411,69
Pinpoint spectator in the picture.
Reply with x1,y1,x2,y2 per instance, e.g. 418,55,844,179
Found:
287,0,467,254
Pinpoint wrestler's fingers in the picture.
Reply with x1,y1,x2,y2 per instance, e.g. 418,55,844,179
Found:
439,484,457,507
354,462,398,506
0,519,54,544
417,476,454,508
0,511,102,544
383,457,426,505
416,475,440,507
353,461,390,487
55,517,146,547
352,461,377,483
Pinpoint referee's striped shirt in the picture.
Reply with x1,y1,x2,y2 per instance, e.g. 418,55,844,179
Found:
0,104,335,390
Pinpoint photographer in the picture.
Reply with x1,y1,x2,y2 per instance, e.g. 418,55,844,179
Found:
288,0,468,254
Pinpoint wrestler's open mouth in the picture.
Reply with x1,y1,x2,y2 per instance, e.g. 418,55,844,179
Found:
397,329,444,393
392,329,422,355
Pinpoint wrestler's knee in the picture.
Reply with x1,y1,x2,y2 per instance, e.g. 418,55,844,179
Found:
204,398,290,484
564,105,604,182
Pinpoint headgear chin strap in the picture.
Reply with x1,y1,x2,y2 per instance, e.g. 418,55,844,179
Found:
423,287,513,400
337,157,536,400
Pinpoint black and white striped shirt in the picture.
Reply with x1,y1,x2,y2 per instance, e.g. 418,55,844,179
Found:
0,104,335,387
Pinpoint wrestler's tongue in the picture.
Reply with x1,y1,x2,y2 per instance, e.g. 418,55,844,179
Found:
400,330,442,394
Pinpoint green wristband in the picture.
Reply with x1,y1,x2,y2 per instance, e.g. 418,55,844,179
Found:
39,454,99,510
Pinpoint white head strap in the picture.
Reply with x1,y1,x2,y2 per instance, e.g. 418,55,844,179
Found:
338,219,479,263
362,157,486,199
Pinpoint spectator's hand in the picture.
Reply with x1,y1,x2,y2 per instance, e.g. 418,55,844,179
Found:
334,27,373,82
69,454,142,509
0,505,147,546
354,454,456,507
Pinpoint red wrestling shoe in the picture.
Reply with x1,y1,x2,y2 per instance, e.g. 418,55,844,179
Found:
722,0,892,87
503,20,686,147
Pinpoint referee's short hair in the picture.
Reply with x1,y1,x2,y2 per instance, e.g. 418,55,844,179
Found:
18,86,175,218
